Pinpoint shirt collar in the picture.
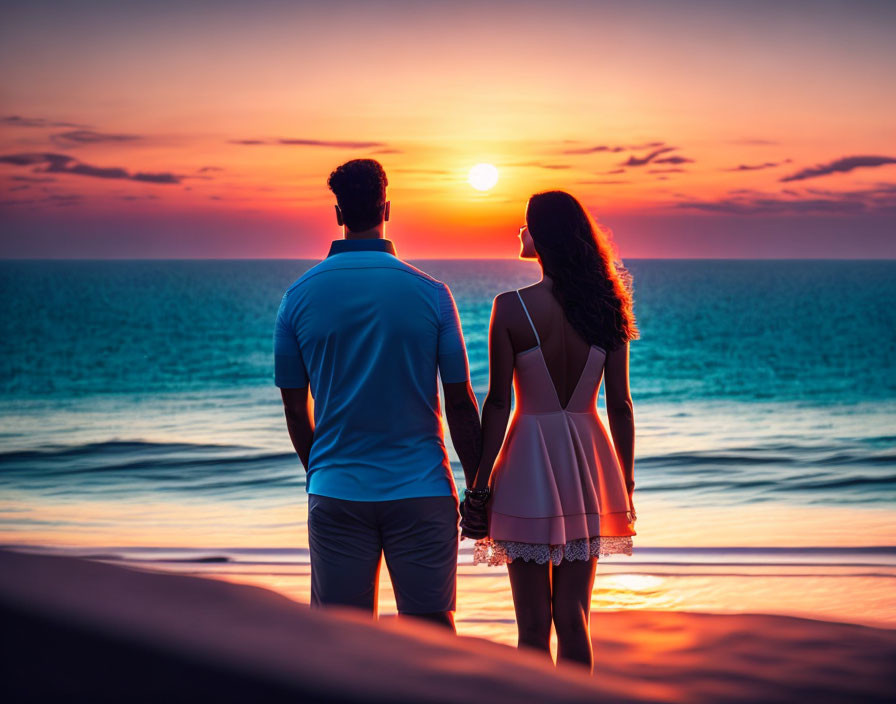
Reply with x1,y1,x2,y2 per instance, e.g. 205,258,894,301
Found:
327,238,396,257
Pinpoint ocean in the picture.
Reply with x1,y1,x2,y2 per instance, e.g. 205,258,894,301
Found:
1,259,895,641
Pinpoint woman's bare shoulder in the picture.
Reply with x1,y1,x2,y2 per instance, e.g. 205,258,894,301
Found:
491,290,521,324
494,281,544,304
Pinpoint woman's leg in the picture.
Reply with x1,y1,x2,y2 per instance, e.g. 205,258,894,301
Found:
551,557,597,671
506,558,553,658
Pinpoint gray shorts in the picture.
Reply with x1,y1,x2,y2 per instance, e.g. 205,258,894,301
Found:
307,493,460,614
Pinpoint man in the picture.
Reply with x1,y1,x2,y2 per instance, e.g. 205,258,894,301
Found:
274,159,482,631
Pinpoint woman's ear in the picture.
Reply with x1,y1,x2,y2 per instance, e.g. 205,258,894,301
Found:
384,201,391,222
334,204,343,227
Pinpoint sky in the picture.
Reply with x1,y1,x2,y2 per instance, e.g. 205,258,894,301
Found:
1,0,895,258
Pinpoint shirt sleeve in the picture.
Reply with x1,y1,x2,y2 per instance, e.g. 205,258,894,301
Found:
436,282,471,384
273,292,309,388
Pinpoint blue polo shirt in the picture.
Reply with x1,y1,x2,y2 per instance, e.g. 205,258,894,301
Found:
274,238,470,501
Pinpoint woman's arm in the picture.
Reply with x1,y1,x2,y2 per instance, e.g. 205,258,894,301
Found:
604,342,635,504
471,294,516,490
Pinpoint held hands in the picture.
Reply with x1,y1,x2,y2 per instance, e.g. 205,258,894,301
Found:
460,487,490,540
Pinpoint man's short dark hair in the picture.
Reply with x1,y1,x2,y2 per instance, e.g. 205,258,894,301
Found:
327,159,388,232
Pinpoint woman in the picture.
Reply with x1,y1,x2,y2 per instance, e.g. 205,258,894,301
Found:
461,191,638,671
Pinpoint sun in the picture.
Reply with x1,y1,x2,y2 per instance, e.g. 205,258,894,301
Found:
468,163,499,191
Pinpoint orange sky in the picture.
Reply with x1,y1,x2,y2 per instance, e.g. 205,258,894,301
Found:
1,0,895,258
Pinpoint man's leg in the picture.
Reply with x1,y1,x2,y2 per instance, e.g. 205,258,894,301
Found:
379,495,459,632
307,494,382,616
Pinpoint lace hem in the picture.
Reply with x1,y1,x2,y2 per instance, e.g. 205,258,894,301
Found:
472,535,633,566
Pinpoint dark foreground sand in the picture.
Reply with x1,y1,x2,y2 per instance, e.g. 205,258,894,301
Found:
1,549,894,703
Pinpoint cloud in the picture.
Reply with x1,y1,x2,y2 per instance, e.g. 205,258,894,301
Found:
45,193,84,206
506,161,571,170
51,130,141,146
562,145,626,155
648,168,686,174
1,192,85,208
561,140,665,156
11,175,57,183
119,194,160,201
1,153,72,168
675,183,896,215
278,138,386,148
806,183,896,200
230,138,389,149
190,166,223,181
0,152,180,184
620,147,677,167
677,197,854,215
132,171,179,184
577,179,631,185
780,156,896,182
65,162,129,179
1,115,86,128
653,155,693,165
724,161,788,172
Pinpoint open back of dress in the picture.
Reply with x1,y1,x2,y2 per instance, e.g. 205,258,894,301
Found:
474,290,636,566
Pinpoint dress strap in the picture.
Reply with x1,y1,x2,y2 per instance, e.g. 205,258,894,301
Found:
515,289,541,346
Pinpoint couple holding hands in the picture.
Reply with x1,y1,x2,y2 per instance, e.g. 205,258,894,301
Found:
275,158,637,671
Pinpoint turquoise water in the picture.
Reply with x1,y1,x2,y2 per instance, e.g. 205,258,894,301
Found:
0,259,895,525
3,259,895,402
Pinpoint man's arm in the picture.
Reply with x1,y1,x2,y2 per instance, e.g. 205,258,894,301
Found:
443,381,481,488
274,292,313,470
436,282,482,488
280,386,314,471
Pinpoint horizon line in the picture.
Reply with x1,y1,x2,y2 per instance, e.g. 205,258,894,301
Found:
3,256,896,262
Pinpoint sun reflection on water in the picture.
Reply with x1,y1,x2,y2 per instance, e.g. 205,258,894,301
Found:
593,573,682,611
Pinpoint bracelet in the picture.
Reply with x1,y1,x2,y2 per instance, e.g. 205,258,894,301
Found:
464,487,491,506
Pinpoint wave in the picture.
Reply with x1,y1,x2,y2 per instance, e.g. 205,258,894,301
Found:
0,440,304,495
2,440,894,503
633,447,896,502
638,449,896,468
0,440,278,462
637,474,896,494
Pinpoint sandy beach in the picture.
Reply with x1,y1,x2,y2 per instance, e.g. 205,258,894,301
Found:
2,548,894,703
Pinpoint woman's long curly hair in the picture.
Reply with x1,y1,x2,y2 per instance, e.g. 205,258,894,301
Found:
526,190,638,351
